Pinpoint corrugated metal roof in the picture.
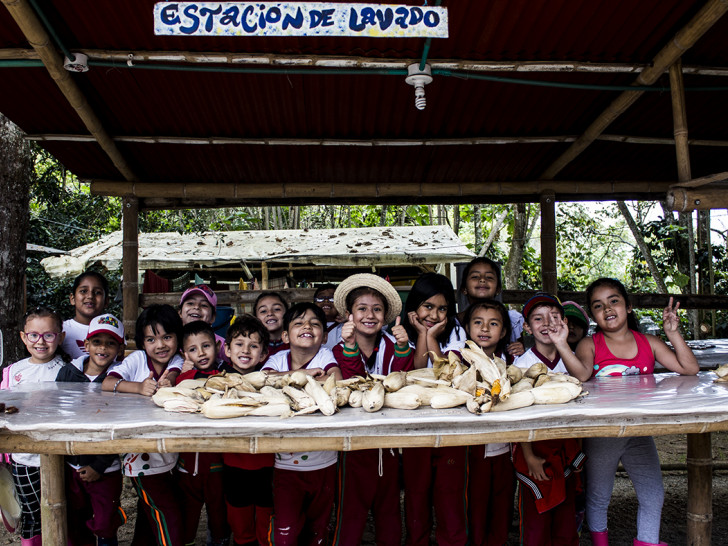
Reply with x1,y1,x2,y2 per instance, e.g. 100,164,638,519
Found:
40,225,475,278
0,0,726,201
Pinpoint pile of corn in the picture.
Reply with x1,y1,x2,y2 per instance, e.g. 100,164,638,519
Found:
713,363,728,383
152,341,586,419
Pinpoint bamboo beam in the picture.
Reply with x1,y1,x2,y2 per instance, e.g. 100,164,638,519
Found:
667,185,728,211
24,132,728,148
39,454,66,546
1,422,727,455
671,61,692,183
539,0,728,180
5,46,728,76
671,171,728,188
0,0,138,182
122,197,139,345
540,192,558,294
90,180,676,203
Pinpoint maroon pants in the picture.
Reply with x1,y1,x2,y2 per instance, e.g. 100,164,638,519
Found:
467,448,515,546
130,472,184,546
65,465,123,545
272,464,336,546
402,446,467,546
517,475,579,546
333,448,401,546
177,453,229,544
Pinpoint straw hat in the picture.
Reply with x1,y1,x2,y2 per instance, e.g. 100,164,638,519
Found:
334,273,402,324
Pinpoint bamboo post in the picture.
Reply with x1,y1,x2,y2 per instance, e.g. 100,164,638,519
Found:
122,197,139,345
40,454,66,545
687,433,712,545
261,261,269,290
671,60,713,545
540,191,557,294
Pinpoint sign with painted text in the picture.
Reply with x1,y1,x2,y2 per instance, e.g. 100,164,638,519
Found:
154,2,449,38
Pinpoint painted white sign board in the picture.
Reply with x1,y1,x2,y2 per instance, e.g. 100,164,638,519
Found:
154,2,449,38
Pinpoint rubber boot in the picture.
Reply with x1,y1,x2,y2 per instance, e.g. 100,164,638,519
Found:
255,506,273,546
590,530,609,545
633,539,667,546
21,536,42,546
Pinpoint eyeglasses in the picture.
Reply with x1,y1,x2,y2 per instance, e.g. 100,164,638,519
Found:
23,331,62,343
315,297,334,303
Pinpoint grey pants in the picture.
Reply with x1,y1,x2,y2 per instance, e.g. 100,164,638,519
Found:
584,436,664,543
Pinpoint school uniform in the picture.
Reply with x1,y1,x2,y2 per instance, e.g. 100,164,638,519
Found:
332,332,413,546
1,356,65,540
107,351,185,546
402,325,468,546
62,318,90,359
514,346,569,374
223,452,274,546
174,367,229,545
262,348,338,546
56,359,124,545
467,353,514,546
323,322,343,350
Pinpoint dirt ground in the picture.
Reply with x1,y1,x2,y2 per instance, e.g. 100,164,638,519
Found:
1,433,726,545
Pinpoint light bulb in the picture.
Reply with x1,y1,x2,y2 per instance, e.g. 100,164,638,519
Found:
405,64,433,111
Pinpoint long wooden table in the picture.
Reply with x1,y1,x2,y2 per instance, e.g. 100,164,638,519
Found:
1,372,726,545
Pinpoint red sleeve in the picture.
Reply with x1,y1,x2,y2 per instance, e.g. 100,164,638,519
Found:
175,369,198,384
390,346,414,372
333,344,365,379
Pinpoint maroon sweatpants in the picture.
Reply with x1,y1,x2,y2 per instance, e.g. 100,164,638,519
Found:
130,471,184,546
177,453,229,544
467,448,515,546
272,464,336,546
517,475,579,546
332,448,401,546
65,465,123,545
402,446,468,546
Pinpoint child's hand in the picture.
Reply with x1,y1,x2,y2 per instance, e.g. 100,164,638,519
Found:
426,318,447,340
303,368,325,379
548,316,569,346
407,311,428,336
157,368,174,388
181,357,195,374
341,315,356,347
526,455,550,481
77,465,101,483
139,372,158,396
506,341,525,357
663,297,681,335
391,316,409,348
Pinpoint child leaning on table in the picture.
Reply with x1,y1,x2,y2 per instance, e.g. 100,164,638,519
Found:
512,293,586,546
569,278,698,546
1,307,67,546
56,313,126,546
261,302,342,546
219,314,275,546
101,304,185,546
174,321,229,546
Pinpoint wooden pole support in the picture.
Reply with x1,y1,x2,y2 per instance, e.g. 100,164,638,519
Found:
687,432,712,545
40,454,67,545
122,197,139,345
540,191,557,294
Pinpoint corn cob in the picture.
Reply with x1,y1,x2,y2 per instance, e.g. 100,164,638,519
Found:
506,365,523,384
304,376,337,416
384,391,421,410
451,364,477,396
349,389,364,407
530,381,582,404
524,362,548,379
491,390,535,412
362,382,386,413
511,377,534,393
383,371,407,392
430,390,472,409
533,374,551,388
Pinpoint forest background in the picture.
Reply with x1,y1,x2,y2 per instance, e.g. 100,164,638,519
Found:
26,144,728,339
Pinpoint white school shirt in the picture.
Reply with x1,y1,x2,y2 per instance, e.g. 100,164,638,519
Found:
107,351,183,477
513,347,569,375
509,310,525,342
62,318,89,359
262,347,338,471
410,323,467,369
323,322,343,350
3,356,65,466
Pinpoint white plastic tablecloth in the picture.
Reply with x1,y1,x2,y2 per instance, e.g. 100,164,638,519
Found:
1,372,728,447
